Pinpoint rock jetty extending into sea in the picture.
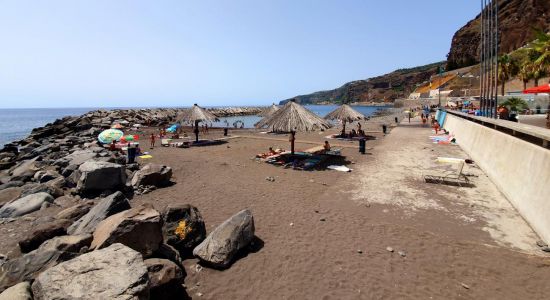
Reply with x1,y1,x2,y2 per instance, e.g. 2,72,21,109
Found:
0,106,260,298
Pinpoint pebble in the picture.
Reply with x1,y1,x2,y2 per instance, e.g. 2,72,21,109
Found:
398,251,406,257
319,218,326,222
314,210,319,213
357,250,363,254
265,176,275,182
536,240,548,248
309,179,315,183
461,283,470,289
289,223,294,227
541,246,550,253
196,292,203,297
386,247,394,252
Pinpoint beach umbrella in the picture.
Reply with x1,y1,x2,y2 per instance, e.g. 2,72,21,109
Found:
523,84,550,94
258,103,280,117
98,129,124,144
324,104,365,135
120,134,139,143
178,104,219,142
255,100,332,154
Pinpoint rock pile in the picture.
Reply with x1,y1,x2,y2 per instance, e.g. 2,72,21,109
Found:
0,108,261,298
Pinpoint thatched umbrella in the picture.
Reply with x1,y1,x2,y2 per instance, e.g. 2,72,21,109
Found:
324,104,365,135
179,104,218,142
258,103,280,117
255,100,332,154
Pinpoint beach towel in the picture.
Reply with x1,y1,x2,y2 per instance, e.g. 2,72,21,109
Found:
139,155,153,159
327,165,352,172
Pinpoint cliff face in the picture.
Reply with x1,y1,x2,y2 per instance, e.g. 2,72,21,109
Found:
447,0,550,70
280,62,444,105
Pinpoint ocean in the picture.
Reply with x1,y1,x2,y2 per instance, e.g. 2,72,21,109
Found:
0,105,390,147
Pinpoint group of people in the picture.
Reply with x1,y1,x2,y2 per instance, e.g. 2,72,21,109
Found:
340,122,368,138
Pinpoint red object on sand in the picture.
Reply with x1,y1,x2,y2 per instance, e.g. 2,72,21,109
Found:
523,84,550,94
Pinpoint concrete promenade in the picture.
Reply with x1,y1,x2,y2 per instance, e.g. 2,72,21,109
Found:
349,115,540,253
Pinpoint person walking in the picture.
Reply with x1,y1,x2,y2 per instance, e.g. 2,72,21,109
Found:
149,133,156,149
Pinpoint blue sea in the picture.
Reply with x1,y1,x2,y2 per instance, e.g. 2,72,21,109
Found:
0,105,390,147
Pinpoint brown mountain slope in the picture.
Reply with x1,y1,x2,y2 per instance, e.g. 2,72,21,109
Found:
447,0,550,70
280,62,444,105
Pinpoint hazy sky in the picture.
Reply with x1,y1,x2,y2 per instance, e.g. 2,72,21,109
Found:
0,1,480,108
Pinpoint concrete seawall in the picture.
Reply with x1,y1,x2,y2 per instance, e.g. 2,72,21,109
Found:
442,112,550,243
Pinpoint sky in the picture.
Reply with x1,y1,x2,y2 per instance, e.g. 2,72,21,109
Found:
0,0,480,108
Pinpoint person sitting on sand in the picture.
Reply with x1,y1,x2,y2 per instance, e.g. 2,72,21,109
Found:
323,141,331,152
150,133,156,149
268,147,277,155
350,129,357,138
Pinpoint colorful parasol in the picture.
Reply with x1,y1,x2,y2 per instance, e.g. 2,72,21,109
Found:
523,84,550,94
98,129,124,144
120,134,139,143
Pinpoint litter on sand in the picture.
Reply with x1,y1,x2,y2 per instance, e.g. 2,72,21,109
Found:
139,155,153,159
327,165,352,172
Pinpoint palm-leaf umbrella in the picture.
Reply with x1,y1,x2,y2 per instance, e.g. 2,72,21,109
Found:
324,104,366,135
259,103,280,117
255,100,332,154
179,104,219,142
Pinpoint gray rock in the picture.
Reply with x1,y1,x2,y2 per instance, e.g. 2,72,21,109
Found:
0,192,54,218
18,219,72,253
193,209,255,268
31,243,149,300
0,181,25,191
76,161,126,194
10,158,41,181
55,202,92,221
53,149,97,168
20,182,63,198
0,282,32,300
131,163,172,187
67,191,130,235
38,234,93,253
91,204,162,257
162,204,206,256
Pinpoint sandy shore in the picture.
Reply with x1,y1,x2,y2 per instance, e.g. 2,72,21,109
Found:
2,118,549,299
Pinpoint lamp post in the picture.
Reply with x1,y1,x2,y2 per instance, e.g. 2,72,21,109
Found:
480,0,499,118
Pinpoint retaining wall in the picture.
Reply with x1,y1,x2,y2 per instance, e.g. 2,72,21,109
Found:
442,112,550,243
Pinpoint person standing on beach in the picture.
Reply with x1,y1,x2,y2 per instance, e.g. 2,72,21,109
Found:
149,133,156,148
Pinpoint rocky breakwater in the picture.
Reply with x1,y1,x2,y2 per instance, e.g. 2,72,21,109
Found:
0,107,262,298
207,106,263,117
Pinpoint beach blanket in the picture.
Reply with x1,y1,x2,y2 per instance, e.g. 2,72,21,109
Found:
139,155,153,159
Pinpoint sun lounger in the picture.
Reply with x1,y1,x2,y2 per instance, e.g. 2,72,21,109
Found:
423,157,471,187
161,139,172,147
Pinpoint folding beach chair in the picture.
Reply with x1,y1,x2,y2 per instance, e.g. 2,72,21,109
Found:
424,157,471,187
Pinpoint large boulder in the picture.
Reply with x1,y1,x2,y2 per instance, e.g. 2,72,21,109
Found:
0,192,54,218
91,205,162,257
76,161,126,194
67,191,130,235
18,218,72,253
0,282,32,300
131,163,172,187
53,149,97,168
193,209,255,268
162,205,206,256
31,243,149,300
144,258,185,299
10,158,41,181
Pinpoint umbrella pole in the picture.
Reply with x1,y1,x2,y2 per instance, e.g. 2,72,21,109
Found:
342,121,346,136
290,131,295,154
194,120,200,142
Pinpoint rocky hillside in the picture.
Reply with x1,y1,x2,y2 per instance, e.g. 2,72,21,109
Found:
280,62,445,105
447,0,550,70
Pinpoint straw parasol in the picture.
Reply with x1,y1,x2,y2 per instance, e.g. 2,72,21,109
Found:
255,100,332,154
324,104,365,135
179,104,218,142
258,103,280,117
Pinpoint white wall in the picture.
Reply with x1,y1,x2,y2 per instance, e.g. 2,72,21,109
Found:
443,114,550,243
